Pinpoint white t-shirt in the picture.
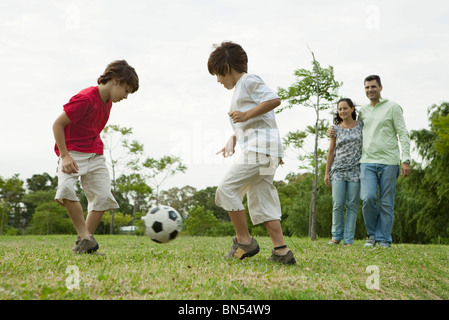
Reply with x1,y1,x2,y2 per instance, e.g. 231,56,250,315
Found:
229,73,284,157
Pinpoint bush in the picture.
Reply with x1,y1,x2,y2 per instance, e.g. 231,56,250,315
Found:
99,211,133,234
184,206,234,236
26,202,74,235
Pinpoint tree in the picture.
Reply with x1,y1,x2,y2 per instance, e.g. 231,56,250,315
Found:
22,173,58,228
26,201,73,235
406,102,449,241
192,186,229,222
101,211,133,235
22,189,56,227
102,124,144,233
158,185,197,217
116,173,152,225
431,103,449,157
140,155,187,205
26,173,58,192
103,125,188,223
277,49,342,240
0,174,26,234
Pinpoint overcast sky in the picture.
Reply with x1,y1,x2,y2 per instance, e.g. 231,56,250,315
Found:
1,0,448,192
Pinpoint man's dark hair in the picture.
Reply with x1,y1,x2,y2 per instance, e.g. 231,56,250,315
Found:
364,75,382,87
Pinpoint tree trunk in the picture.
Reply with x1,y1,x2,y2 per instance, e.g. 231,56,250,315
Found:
308,49,320,241
309,118,319,241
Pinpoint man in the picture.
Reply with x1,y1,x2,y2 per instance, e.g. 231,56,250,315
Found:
329,75,411,247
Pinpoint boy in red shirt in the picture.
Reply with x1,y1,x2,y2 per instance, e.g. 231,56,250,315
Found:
53,60,139,254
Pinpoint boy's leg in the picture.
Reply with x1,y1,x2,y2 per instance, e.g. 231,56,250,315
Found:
264,220,289,255
227,210,252,244
65,201,99,254
225,210,260,260
64,200,91,239
86,210,106,235
81,154,119,235
246,172,296,264
216,152,262,246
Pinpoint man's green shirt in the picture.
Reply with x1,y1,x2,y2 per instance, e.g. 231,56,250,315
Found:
358,98,411,165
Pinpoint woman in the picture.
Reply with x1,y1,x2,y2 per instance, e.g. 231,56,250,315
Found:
324,98,363,246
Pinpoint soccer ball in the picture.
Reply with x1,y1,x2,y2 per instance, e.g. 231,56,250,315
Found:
142,205,183,243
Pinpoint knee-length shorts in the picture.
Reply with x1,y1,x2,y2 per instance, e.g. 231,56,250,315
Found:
215,152,282,225
55,151,119,213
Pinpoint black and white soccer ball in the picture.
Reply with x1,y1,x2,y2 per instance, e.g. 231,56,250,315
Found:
142,205,183,243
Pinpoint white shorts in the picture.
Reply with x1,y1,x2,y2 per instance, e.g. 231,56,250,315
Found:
55,151,119,213
215,152,282,225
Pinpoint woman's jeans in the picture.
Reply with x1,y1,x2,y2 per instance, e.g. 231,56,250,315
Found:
360,163,400,245
331,179,360,244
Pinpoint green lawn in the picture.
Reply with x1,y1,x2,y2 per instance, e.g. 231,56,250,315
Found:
0,235,448,300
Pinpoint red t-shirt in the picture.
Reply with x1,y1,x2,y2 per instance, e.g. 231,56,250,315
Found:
54,86,112,156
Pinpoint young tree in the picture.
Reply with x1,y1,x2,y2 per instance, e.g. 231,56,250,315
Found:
102,124,144,233
141,155,187,205
158,185,197,217
116,173,152,225
277,50,342,240
102,125,188,229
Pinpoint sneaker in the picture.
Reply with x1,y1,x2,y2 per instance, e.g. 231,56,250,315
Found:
75,236,99,254
269,249,296,265
327,239,340,245
364,236,376,247
224,237,259,260
378,242,391,248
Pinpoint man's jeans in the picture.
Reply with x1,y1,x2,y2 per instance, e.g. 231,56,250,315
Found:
331,179,360,244
360,163,399,245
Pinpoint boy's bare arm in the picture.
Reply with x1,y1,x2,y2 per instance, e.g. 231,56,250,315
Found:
228,98,281,123
53,112,79,174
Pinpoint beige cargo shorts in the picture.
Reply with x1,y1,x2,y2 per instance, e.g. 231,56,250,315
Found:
55,151,119,213
215,152,282,225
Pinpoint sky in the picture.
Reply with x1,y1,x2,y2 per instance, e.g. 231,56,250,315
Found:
1,0,448,193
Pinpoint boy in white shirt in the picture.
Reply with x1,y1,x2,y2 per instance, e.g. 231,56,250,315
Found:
208,41,296,264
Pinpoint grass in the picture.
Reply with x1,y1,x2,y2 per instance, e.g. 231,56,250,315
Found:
0,235,448,300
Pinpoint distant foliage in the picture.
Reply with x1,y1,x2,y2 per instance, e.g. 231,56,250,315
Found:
1,103,448,242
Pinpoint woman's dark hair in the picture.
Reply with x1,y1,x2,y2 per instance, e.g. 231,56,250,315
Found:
333,98,357,125
207,41,248,76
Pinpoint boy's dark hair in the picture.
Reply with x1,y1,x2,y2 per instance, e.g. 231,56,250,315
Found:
364,74,382,87
333,98,357,125
97,60,139,93
207,41,248,76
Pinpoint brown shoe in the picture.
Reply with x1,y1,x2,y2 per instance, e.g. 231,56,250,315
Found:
269,248,296,265
75,236,99,254
224,237,259,260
